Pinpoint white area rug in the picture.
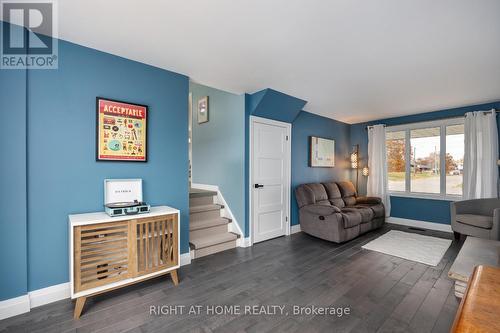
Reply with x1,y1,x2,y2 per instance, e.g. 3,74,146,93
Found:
362,230,452,266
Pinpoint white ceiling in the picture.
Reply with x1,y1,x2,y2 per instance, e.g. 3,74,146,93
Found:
55,0,500,123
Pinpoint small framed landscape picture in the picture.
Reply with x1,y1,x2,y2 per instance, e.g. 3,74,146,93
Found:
309,136,335,167
197,96,209,124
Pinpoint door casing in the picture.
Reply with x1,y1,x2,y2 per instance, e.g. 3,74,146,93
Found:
249,115,291,245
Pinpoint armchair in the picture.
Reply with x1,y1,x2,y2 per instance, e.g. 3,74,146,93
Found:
450,198,500,241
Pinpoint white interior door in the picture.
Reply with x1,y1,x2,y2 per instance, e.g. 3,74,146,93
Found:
251,117,291,243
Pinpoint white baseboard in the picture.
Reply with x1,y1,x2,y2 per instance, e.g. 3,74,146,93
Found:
0,295,30,320
0,251,193,320
28,282,70,308
180,252,192,266
387,217,452,233
237,237,251,247
290,224,301,234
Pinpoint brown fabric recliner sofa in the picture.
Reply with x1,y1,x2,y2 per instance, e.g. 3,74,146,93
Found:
295,181,385,243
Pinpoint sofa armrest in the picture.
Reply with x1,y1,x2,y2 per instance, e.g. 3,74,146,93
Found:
301,204,341,216
492,208,500,240
453,198,500,216
356,196,382,205
452,199,480,215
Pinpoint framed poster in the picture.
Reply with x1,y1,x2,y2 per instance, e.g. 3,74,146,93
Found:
197,96,209,124
96,97,148,162
309,136,335,167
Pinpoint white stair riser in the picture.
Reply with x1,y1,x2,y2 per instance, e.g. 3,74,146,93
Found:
193,240,237,258
189,195,214,207
190,209,221,222
190,224,228,239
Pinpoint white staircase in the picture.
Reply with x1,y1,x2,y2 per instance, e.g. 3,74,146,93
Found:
189,189,239,258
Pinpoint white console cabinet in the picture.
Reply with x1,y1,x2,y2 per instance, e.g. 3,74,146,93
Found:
69,206,180,318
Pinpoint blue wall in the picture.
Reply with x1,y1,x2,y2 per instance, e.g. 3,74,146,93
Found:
0,28,189,297
291,111,351,226
350,101,500,224
248,89,306,123
0,22,28,300
390,197,452,224
190,82,245,234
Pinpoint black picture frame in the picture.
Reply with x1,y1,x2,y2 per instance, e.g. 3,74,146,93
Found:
96,97,149,162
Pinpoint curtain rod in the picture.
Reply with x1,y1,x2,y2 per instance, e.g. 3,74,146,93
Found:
364,109,498,131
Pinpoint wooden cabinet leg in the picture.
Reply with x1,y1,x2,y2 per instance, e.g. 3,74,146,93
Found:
74,296,87,319
170,269,179,286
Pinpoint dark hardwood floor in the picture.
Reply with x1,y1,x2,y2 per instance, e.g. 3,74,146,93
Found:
0,224,462,333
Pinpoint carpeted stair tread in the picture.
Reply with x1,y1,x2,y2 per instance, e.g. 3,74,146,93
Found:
189,188,217,198
190,204,224,214
190,217,231,231
190,232,238,249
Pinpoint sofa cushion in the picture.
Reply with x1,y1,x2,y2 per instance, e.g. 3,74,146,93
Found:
340,210,362,228
356,196,382,205
345,206,374,223
337,181,357,206
295,183,331,207
305,183,331,205
358,203,385,218
323,182,345,208
456,214,493,229
295,185,315,208
370,203,385,218
301,204,341,216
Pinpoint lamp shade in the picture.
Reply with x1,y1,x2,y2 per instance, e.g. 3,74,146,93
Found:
362,166,369,176
350,151,358,169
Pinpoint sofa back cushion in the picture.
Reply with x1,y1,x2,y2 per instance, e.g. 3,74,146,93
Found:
305,183,331,206
295,183,330,208
337,181,357,206
322,182,345,208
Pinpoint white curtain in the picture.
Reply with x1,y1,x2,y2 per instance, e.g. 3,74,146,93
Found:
463,110,499,199
367,124,390,216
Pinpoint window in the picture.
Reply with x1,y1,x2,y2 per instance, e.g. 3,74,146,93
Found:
386,131,406,191
410,127,440,194
385,118,464,198
445,124,464,195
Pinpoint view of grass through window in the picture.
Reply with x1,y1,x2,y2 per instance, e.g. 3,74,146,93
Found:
385,122,464,196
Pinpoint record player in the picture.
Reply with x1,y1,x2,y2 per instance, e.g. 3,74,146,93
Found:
104,179,151,217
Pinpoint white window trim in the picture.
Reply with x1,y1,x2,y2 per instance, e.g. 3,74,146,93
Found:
386,117,464,201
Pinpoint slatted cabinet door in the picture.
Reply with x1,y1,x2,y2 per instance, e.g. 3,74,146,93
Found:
136,214,178,275
74,221,133,293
